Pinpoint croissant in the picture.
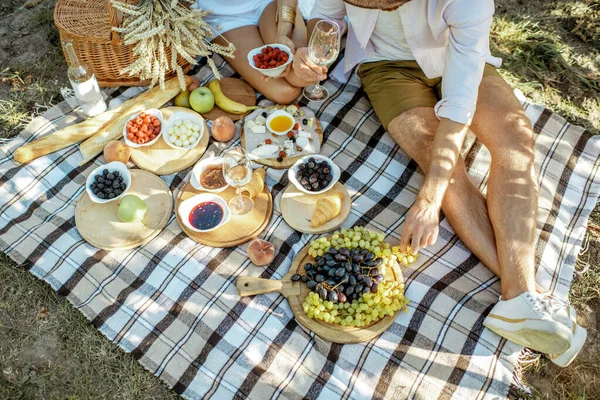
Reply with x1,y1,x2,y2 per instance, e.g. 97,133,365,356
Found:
241,168,266,198
310,193,343,228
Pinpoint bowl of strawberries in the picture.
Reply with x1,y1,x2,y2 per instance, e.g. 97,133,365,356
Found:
248,44,293,78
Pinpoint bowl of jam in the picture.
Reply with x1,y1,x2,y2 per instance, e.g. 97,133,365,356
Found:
178,193,231,233
191,157,229,193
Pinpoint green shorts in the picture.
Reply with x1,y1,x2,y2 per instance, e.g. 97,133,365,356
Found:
357,60,501,128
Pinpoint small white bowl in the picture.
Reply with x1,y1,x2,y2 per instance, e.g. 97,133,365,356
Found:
248,44,293,78
190,156,229,193
86,161,132,204
288,155,341,195
178,193,231,233
163,111,205,150
122,109,164,148
266,110,295,136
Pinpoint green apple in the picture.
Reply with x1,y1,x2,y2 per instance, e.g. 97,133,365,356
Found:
189,87,215,113
117,194,147,223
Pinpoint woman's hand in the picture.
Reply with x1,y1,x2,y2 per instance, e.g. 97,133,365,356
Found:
276,35,296,53
292,47,327,84
399,198,440,255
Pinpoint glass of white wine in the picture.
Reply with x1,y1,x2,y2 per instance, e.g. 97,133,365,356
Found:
223,147,254,215
303,19,341,102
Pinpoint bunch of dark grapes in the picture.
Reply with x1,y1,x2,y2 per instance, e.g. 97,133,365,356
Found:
297,157,333,192
291,247,384,304
89,169,126,200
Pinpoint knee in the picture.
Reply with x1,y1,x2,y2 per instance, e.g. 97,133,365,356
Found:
489,113,535,164
264,84,301,105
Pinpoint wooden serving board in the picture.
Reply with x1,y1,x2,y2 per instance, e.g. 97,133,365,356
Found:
237,245,405,344
75,169,173,251
202,78,257,121
241,115,323,170
280,183,352,234
175,180,273,247
129,107,209,176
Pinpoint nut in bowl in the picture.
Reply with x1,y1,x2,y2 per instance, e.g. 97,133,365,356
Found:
248,44,293,78
123,109,164,147
86,161,132,204
190,157,229,193
266,110,295,135
163,111,205,150
289,155,341,195
178,193,231,233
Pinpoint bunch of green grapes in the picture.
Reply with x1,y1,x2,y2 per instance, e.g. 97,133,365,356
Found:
307,227,418,268
303,280,409,327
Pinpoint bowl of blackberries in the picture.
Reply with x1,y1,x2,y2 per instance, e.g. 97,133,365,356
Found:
86,161,131,204
288,155,341,195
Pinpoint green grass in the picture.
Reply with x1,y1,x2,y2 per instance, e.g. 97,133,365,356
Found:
0,255,179,400
0,0,599,399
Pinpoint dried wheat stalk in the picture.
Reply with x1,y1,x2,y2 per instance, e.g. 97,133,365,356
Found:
111,0,235,89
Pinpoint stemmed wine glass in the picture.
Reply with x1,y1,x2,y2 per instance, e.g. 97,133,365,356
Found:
303,19,341,102
223,147,254,215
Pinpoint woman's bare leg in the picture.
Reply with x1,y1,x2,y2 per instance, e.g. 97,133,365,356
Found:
213,26,300,105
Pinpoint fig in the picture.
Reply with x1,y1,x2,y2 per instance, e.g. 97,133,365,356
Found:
247,238,275,266
187,76,200,92
211,116,235,142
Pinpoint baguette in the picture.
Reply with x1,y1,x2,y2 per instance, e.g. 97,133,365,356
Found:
13,95,140,164
78,77,190,165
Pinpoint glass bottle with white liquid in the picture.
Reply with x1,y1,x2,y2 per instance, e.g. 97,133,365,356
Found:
63,39,107,117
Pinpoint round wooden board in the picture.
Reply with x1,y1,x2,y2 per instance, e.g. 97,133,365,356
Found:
175,180,273,247
241,117,323,170
75,169,173,251
237,245,405,344
129,107,209,176
280,183,351,234
201,78,257,121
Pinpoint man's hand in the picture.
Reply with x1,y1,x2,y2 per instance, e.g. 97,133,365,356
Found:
400,198,440,255
293,47,327,83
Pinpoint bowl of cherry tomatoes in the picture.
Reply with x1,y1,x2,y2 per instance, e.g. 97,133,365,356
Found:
248,44,293,78
123,109,164,148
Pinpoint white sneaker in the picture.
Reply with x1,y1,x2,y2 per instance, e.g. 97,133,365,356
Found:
483,291,573,354
541,294,587,367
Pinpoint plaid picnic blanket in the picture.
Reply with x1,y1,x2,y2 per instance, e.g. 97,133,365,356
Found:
1,55,599,399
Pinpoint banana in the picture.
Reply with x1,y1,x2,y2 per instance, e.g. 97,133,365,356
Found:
208,80,258,115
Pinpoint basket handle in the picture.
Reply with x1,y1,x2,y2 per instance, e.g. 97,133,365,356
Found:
108,0,139,45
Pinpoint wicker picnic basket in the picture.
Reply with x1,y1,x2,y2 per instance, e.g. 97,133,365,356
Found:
54,0,192,87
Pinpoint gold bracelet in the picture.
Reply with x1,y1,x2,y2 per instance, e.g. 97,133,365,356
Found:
278,5,296,26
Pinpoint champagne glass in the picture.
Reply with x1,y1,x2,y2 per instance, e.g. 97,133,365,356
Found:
223,147,254,215
303,19,341,102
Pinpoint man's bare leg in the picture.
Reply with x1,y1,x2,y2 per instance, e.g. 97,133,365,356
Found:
470,76,538,299
387,109,502,277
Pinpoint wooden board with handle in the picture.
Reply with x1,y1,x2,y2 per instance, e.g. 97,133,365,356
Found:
175,180,273,247
129,107,209,175
236,245,405,344
241,111,323,170
75,169,173,251
202,78,256,122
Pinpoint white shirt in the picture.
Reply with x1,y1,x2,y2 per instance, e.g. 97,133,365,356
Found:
368,9,414,62
310,0,502,126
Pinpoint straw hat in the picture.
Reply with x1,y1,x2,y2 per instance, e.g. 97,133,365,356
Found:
343,0,411,10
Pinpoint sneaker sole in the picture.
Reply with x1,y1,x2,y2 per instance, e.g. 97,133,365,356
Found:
483,317,572,354
550,325,587,367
